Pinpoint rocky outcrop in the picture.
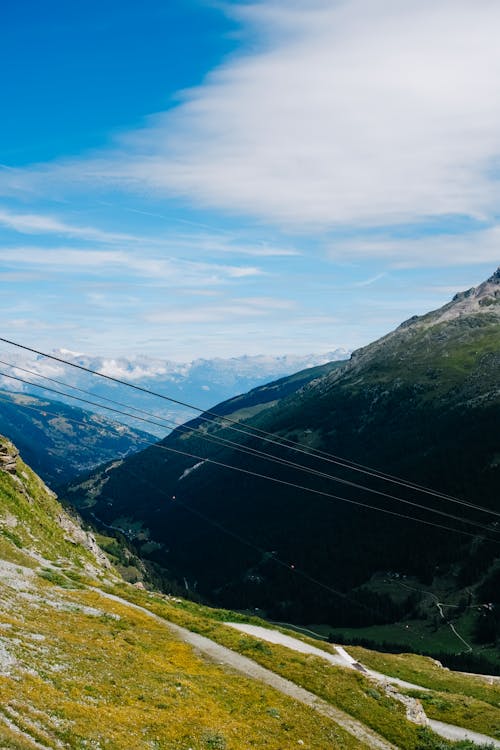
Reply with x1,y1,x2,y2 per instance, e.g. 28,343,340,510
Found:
383,682,429,726
0,435,112,575
432,265,500,324
0,440,19,475
56,510,112,571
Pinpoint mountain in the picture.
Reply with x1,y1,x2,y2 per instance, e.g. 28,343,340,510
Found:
0,348,349,436
0,389,151,486
2,436,499,750
63,269,500,667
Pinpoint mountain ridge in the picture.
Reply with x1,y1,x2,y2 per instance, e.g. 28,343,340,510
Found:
0,389,151,487
63,269,500,666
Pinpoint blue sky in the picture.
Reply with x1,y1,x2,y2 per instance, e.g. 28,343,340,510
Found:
1,0,499,361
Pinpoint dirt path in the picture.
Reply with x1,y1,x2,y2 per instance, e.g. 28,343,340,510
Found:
94,591,500,749
225,622,500,749
228,623,427,691
427,719,500,747
95,591,396,750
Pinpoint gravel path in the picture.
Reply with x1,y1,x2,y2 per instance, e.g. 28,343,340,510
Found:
95,592,500,749
428,719,500,748
227,623,426,691
226,623,348,666
96,591,395,750
170,622,396,750
225,622,500,748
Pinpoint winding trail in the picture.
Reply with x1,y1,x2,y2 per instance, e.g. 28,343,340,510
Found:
94,590,500,749
226,623,500,749
429,720,500,746
227,623,429,692
96,590,395,750
390,579,474,653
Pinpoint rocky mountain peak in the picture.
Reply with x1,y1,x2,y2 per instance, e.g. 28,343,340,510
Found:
436,267,500,324
338,267,500,373
487,266,500,283
393,267,500,334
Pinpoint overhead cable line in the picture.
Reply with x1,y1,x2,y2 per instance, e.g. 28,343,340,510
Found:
0,358,172,425
122,466,380,617
0,371,172,433
0,366,498,537
0,371,498,545
0,398,383,620
0,391,156,440
0,336,498,521
148,442,500,543
0,336,497,520
0,390,492,626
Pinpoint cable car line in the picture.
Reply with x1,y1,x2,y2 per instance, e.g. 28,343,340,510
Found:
1,335,495,520
0,367,497,538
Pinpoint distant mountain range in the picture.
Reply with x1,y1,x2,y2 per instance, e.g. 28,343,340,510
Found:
64,269,500,665
0,349,349,436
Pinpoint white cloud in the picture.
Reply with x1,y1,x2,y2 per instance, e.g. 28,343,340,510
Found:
328,225,500,268
145,296,295,324
168,232,300,257
353,272,387,287
7,0,500,234
0,207,136,243
0,205,298,260
0,246,262,284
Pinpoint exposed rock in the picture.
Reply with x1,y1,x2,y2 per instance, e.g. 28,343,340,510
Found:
56,511,112,572
0,513,18,529
0,638,15,676
383,682,429,726
0,440,19,474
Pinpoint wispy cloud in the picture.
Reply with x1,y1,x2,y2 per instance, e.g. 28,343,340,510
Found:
0,205,298,259
353,272,387,287
0,246,263,284
168,233,300,258
146,296,295,324
0,207,136,243
327,225,500,268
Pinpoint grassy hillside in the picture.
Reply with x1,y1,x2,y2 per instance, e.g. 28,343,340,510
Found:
0,436,364,749
0,439,497,749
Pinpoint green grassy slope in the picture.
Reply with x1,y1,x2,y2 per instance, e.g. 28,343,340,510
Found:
1,436,497,749
0,436,368,750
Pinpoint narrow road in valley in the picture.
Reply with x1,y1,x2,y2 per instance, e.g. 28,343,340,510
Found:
227,623,428,691
389,579,474,653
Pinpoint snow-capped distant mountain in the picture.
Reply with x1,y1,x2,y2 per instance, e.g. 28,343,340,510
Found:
0,349,350,436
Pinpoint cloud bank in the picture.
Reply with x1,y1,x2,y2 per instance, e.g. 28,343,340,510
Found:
8,0,500,235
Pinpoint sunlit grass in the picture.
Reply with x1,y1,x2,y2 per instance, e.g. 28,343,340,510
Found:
0,577,367,750
100,583,491,750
